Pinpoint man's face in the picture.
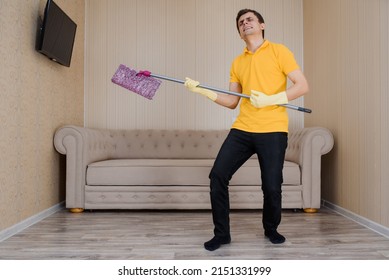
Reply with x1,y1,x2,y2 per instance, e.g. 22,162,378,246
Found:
238,12,264,38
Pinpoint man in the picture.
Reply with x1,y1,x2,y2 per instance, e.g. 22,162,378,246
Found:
184,9,309,251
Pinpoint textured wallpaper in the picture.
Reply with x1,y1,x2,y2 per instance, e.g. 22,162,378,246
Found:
0,0,84,231
304,0,389,227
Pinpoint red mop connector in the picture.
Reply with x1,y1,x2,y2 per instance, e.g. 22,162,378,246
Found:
136,70,151,77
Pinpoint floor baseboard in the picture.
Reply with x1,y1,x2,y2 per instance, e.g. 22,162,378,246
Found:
322,199,389,239
0,202,65,242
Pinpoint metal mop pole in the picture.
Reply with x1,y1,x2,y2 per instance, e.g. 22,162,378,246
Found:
150,73,312,113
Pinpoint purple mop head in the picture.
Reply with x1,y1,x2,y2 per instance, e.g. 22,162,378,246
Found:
111,64,162,100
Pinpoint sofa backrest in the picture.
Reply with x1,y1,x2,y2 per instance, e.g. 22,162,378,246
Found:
103,129,229,159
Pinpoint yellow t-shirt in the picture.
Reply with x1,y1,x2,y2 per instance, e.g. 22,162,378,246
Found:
230,40,300,133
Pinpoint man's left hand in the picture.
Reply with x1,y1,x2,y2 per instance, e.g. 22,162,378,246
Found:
250,90,288,108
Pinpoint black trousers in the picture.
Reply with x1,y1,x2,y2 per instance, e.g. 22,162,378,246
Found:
209,129,288,238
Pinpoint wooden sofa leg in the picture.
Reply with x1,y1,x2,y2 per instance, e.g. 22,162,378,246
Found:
303,208,318,213
69,208,84,213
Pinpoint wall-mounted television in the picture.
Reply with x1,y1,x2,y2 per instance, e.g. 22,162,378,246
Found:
36,0,77,67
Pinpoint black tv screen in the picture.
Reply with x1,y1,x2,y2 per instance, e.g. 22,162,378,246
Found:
36,0,77,67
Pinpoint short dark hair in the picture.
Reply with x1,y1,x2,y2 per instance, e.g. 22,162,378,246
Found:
236,9,265,38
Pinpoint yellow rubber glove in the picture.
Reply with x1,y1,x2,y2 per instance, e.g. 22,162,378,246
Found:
184,77,217,101
250,90,288,108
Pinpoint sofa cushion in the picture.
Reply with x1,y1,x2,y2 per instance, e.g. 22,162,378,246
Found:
86,159,300,186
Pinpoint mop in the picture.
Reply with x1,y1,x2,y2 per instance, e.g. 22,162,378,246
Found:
111,64,312,113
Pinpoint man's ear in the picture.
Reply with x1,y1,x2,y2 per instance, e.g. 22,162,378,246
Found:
260,23,266,30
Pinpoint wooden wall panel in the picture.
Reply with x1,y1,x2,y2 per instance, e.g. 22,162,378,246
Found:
85,0,305,131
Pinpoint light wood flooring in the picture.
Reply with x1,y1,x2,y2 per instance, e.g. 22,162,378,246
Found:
0,207,388,260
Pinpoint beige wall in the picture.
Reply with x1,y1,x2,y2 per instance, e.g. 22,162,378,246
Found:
4,0,388,235
85,0,305,131
0,0,84,231
304,0,389,227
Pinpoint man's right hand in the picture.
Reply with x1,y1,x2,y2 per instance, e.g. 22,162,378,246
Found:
184,77,218,101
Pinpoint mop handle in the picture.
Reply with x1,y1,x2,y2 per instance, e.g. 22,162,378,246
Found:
149,73,312,113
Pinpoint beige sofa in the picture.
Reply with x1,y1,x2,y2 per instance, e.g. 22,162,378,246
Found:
54,126,334,213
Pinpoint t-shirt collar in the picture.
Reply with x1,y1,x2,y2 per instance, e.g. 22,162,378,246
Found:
244,40,269,54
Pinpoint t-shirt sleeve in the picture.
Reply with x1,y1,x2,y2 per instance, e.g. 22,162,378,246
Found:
278,45,300,75
229,58,240,83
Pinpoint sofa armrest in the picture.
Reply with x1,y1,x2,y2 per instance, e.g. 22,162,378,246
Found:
285,127,334,209
54,125,115,209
